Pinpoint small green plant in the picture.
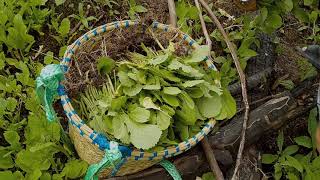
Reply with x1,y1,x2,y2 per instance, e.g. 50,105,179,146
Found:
262,108,320,179
127,0,147,19
69,3,97,30
50,16,71,45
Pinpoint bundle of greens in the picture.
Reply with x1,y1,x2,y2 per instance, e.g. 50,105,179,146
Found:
78,44,236,150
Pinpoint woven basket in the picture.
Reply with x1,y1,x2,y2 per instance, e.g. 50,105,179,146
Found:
58,20,217,177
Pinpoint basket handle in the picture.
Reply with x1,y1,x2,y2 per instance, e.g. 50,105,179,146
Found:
36,64,65,122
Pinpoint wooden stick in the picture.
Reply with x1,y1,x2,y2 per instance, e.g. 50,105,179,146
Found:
198,0,250,179
167,0,177,27
201,137,225,180
194,0,225,179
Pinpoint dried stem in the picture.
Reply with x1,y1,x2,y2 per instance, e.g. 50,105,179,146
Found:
194,0,224,179
167,0,177,27
198,0,250,179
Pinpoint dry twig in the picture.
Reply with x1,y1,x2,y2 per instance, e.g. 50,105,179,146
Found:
198,0,250,179
167,0,177,27
194,0,224,179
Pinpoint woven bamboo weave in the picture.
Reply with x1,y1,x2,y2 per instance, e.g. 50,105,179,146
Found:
60,20,217,176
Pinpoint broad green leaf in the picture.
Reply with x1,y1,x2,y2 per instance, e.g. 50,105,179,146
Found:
59,18,70,36
304,0,314,6
282,145,299,156
129,106,150,123
294,136,312,148
0,171,16,180
274,163,282,180
262,154,278,164
175,104,197,125
282,156,303,172
277,130,284,152
60,160,88,179
110,96,127,111
182,80,205,88
4,130,20,149
197,94,222,118
123,84,143,96
186,45,210,63
179,91,195,109
0,149,14,169
97,56,115,75
280,0,293,12
287,173,299,180
142,97,160,110
156,111,171,130
175,122,189,140
215,89,236,120
187,88,204,98
55,0,66,6
26,169,42,180
311,156,320,170
133,5,148,13
149,53,169,65
118,71,135,87
201,172,216,180
162,94,180,107
6,97,17,112
125,119,162,149
112,114,130,144
163,87,181,95
30,142,55,152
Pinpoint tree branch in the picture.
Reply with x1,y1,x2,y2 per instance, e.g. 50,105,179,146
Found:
198,0,250,179
194,0,224,179
167,0,177,27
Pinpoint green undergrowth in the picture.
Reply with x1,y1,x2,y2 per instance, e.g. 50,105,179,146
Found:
262,108,320,179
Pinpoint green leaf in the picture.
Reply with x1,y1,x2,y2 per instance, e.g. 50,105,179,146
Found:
282,145,299,156
215,89,236,120
287,173,299,180
262,154,278,164
55,0,66,6
311,156,320,170
129,106,150,123
4,130,20,149
26,169,42,180
123,84,143,96
118,71,135,87
112,114,130,144
162,94,180,107
280,0,293,12
0,171,17,180
175,121,189,140
277,130,284,152
142,97,160,110
97,56,115,75
186,45,210,63
60,160,88,179
0,149,14,169
156,111,171,130
182,80,205,88
111,96,127,111
125,119,162,149
163,87,181,95
294,136,312,148
187,88,204,98
283,156,303,172
149,53,169,65
201,172,216,180
133,5,148,13
197,94,222,118
58,18,70,37
304,0,314,6
179,91,195,109
274,163,282,180
6,97,17,112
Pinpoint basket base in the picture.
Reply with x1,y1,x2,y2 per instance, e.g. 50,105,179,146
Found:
69,125,160,177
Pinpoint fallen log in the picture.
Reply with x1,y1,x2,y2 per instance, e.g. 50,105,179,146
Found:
109,79,316,180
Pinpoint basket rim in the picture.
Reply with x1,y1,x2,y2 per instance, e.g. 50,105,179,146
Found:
59,20,217,160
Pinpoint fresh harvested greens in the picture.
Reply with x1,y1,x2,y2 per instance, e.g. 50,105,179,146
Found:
78,44,236,150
